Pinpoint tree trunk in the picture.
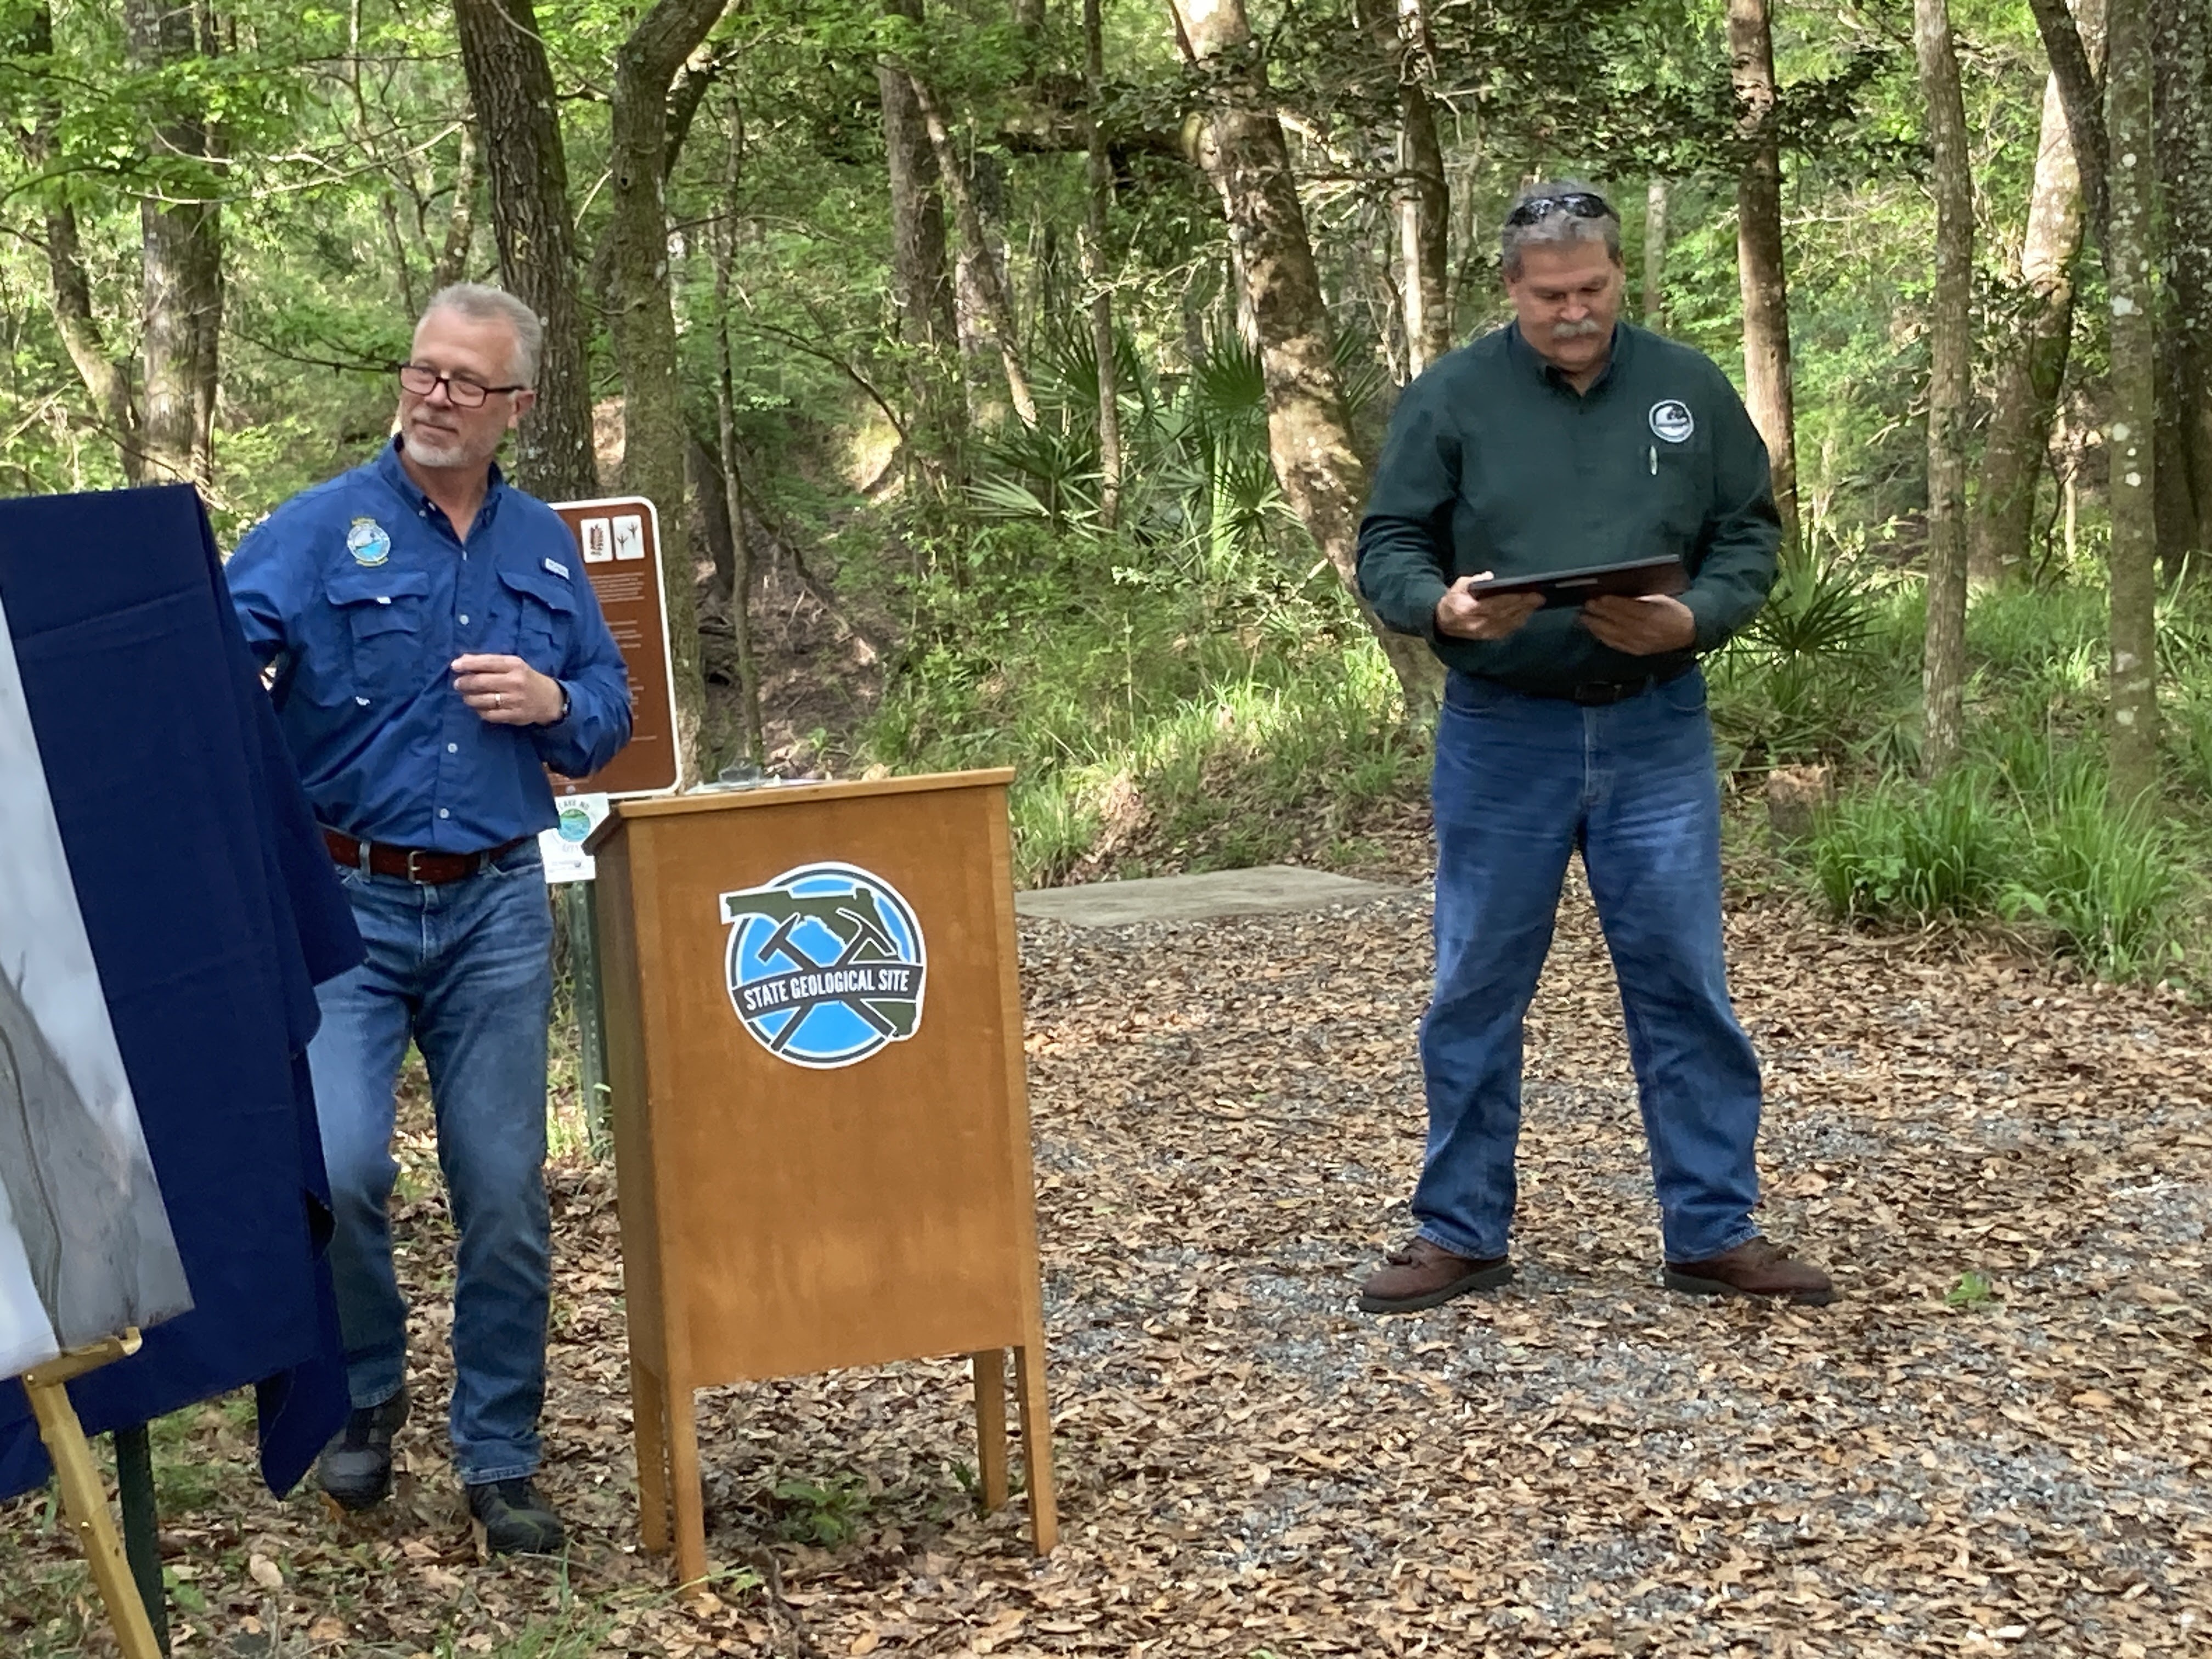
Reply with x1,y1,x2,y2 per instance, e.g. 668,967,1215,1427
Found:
454,0,597,501
1916,0,1973,776
1641,177,1669,329
1172,0,1442,719
712,120,765,764
11,1,144,481
1728,0,1799,551
1363,0,1450,376
2027,0,2111,241
2106,0,2160,803
127,0,222,488
1971,8,2098,589
878,0,961,484
432,121,479,291
1083,0,1123,529
688,434,736,600
907,72,1037,426
607,0,729,785
2153,0,2212,579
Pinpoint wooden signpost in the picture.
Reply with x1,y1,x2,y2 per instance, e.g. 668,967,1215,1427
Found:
543,496,682,1153
585,769,1057,1585
546,496,679,800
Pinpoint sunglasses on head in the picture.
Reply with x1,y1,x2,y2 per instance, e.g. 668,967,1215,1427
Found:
1505,191,1616,228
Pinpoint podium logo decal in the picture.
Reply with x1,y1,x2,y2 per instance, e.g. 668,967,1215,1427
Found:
719,862,927,1069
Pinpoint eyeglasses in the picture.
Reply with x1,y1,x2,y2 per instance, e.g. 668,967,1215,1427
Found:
1504,191,1616,228
397,363,526,409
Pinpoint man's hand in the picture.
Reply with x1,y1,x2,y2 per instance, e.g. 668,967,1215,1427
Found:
452,654,565,726
1434,573,1543,642
1581,593,1697,656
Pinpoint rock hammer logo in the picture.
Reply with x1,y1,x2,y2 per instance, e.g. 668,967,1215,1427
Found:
719,863,927,1069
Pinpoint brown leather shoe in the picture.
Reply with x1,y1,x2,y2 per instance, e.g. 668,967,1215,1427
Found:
1664,1238,1836,1306
1357,1237,1514,1314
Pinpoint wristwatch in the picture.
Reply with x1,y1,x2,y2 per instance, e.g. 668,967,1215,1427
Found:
554,681,571,724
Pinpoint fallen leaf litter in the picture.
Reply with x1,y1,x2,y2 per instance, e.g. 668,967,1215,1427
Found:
4,869,2210,1657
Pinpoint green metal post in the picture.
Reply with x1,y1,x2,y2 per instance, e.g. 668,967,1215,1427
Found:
112,1423,168,1655
562,879,611,1156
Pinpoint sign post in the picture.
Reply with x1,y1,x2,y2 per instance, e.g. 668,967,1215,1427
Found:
541,499,681,1154
545,497,680,801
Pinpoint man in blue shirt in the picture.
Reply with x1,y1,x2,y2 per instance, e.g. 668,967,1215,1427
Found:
228,284,632,1554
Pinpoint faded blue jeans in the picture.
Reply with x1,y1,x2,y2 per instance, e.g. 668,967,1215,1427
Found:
1413,668,1763,1265
307,841,554,1485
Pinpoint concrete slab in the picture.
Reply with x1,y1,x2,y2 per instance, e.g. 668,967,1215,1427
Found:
1014,864,1409,928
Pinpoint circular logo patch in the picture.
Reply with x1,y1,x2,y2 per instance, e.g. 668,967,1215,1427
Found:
557,805,593,843
346,516,392,567
1649,400,1695,444
719,862,927,1069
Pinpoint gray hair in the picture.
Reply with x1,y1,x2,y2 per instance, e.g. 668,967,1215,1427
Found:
419,283,544,387
1500,180,1623,280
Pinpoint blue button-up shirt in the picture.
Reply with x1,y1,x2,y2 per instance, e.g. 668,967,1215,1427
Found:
227,439,633,852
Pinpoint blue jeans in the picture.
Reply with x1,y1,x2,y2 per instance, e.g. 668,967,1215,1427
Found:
307,842,554,1485
1413,669,1763,1265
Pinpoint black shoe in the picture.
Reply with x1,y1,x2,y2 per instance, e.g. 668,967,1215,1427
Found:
317,1388,409,1511
466,1477,566,1556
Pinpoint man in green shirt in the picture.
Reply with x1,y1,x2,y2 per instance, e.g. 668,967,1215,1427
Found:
1355,183,1833,1311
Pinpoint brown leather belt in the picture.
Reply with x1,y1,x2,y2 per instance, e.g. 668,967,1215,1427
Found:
323,826,528,885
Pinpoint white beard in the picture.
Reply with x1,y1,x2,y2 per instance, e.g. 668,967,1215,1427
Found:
402,427,473,468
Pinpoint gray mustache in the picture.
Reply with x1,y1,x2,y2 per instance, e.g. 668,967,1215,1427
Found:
1551,319,1606,338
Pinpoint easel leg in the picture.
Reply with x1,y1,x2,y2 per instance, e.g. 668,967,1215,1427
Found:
664,1377,709,1589
970,1350,1009,1511
1011,1341,1058,1555
630,1353,670,1555
22,1371,163,1659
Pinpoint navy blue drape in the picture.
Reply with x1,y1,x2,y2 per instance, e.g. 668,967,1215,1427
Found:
0,484,360,1499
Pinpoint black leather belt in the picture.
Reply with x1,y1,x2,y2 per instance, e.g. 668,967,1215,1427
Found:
1565,663,1696,706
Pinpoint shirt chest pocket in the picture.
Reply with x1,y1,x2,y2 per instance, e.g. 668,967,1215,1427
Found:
496,565,577,674
321,568,431,705
1646,438,1711,543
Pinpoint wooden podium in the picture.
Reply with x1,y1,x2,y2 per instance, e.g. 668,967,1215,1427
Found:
586,768,1056,1583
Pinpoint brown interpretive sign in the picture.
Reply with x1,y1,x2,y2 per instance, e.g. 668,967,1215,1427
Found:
547,496,679,798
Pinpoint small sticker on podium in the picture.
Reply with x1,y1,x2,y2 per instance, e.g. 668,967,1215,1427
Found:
540,793,611,885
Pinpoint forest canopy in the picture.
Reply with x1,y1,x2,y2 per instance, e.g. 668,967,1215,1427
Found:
4,0,2210,977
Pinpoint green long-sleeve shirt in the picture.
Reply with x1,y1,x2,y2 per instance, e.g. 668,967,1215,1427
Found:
1356,321,1781,696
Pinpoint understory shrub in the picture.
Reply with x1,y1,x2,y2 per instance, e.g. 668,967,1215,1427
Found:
1807,748,2193,982
856,520,1423,885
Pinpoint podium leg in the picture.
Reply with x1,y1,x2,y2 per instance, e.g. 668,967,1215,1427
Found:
664,1377,709,1588
970,1350,1009,1511
629,1354,670,1555
1011,1340,1058,1555
21,1368,163,1659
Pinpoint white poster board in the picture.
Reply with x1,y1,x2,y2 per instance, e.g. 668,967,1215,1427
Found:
0,594,191,1375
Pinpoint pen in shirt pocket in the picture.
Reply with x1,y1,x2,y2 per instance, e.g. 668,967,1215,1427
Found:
1649,444,1657,476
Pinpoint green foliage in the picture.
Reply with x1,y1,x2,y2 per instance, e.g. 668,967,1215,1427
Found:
1810,768,2015,920
1805,711,2194,983
1709,538,1889,764
767,1474,874,1547
853,514,1417,885
1944,1269,1998,1308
